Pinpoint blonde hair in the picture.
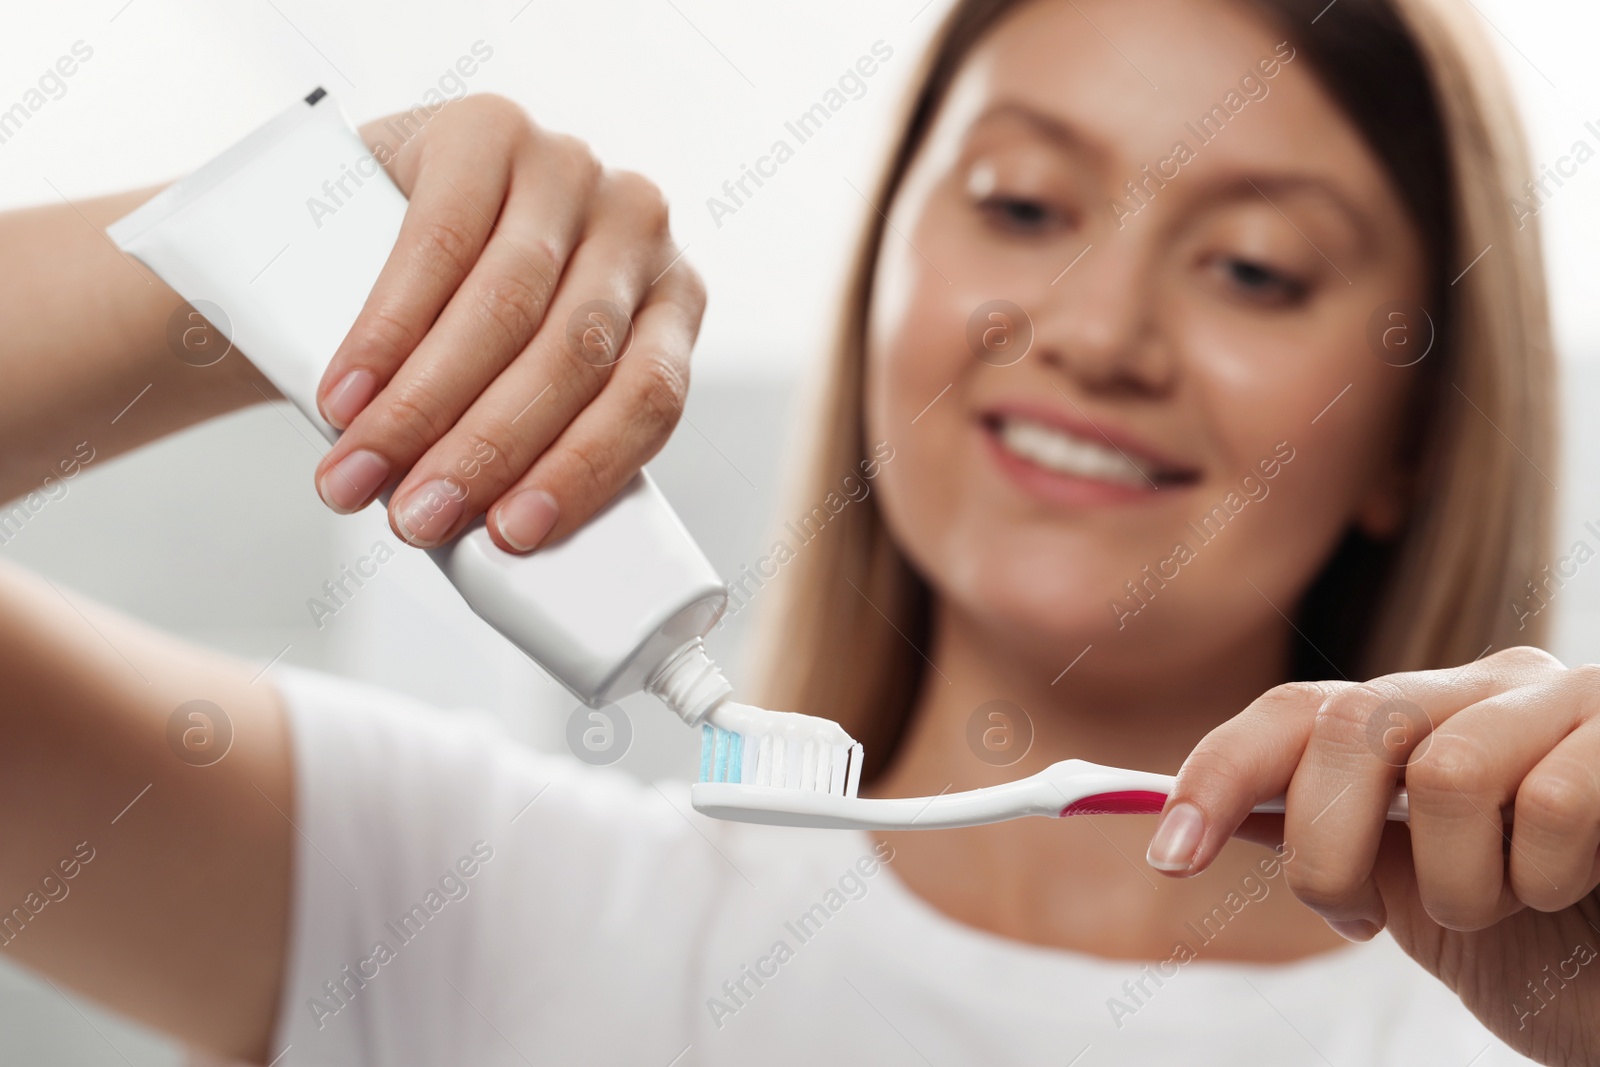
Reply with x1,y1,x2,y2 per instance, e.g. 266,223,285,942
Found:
748,0,1556,783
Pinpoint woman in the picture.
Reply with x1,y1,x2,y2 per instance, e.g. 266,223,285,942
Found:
0,0,1591,1064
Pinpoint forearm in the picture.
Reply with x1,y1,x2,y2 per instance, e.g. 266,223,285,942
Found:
0,189,274,503
0,556,292,1063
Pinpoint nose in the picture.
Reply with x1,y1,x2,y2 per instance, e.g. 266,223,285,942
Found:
1030,239,1177,395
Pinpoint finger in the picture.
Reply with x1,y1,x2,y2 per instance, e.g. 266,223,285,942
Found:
1281,649,1559,933
487,260,703,553
1149,645,1562,881
318,102,517,431
1513,734,1600,913
1145,679,1348,877
1512,720,1600,913
314,143,595,519
385,173,682,548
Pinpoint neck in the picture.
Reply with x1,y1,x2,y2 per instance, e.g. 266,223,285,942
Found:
867,601,1349,963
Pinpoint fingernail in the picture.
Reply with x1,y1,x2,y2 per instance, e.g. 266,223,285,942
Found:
1146,801,1206,872
317,449,389,513
322,369,377,429
394,479,465,547
496,489,559,552
1327,918,1379,943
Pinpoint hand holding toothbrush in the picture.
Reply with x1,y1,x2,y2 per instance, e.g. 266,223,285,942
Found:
1153,646,1600,1065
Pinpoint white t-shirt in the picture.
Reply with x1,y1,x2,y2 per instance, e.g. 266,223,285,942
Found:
267,667,1538,1067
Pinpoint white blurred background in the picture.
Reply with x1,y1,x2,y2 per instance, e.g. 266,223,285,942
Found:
0,0,1596,1062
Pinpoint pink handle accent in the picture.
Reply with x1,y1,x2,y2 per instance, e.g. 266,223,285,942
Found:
1061,788,1411,822
1060,790,1167,816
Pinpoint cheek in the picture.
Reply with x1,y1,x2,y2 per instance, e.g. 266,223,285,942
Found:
864,308,964,580
864,232,981,531
1182,287,1410,509
1180,296,1356,419
870,230,1017,604
866,203,984,412
866,287,966,425
1172,304,1414,610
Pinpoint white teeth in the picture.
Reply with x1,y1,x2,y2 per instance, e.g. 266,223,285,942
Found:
997,416,1151,487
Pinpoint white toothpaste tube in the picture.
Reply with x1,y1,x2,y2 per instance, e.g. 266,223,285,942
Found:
108,88,733,723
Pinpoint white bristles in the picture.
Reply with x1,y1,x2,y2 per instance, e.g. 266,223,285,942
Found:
756,735,773,786
697,701,863,798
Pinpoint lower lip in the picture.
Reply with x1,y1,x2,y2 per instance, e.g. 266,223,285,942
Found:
983,425,1185,507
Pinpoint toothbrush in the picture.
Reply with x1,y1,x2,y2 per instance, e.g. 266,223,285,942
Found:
691,756,1411,829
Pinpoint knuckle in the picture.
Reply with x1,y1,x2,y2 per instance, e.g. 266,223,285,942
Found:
685,260,707,298
1406,728,1493,797
461,92,525,131
379,379,454,454
563,305,630,371
1516,763,1596,836
476,269,548,345
415,214,479,281
524,235,563,285
561,438,613,498
1566,661,1600,696
427,94,463,122
350,301,423,364
1312,684,1391,741
1172,735,1254,798
608,169,670,231
443,430,508,489
1493,645,1564,673
674,261,709,319
631,354,689,440
552,133,603,187
1256,680,1340,719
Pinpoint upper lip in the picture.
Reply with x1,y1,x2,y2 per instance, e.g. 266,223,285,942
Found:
979,399,1202,484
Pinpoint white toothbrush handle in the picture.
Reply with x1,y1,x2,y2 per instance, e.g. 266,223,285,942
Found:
690,761,1415,831
1250,789,1411,822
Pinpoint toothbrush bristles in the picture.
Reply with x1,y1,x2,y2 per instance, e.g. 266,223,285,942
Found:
698,724,863,798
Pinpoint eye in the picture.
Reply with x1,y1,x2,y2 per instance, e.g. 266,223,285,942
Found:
1213,256,1308,307
978,195,1069,235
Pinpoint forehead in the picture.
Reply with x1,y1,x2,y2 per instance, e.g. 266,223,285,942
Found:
937,0,1395,203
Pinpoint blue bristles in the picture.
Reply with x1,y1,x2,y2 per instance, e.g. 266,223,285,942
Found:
699,725,742,784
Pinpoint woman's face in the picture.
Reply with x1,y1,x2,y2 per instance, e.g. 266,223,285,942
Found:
865,0,1426,675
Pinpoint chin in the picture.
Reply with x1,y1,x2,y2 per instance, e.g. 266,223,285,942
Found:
938,528,1131,648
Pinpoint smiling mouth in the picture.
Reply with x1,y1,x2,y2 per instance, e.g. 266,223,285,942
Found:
983,413,1201,490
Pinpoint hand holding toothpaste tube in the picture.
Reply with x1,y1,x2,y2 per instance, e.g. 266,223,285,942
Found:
312,94,705,553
